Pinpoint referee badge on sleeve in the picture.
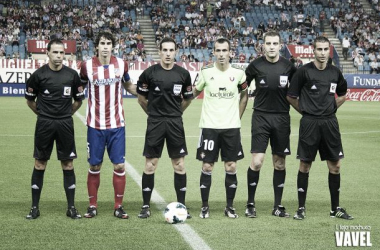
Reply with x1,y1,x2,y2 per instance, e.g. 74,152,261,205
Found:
330,83,337,94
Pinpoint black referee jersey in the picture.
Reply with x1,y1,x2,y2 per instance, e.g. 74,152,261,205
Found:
137,64,193,117
287,62,347,116
25,64,84,119
245,56,297,113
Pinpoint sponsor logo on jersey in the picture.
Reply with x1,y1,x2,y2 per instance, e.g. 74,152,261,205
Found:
229,184,237,188
298,188,305,192
277,183,284,188
44,89,50,94
260,79,266,85
284,148,290,153
68,184,76,189
31,184,40,190
200,152,206,159
142,187,152,192
249,182,257,186
180,148,185,153
230,77,235,82
92,77,121,86
238,151,242,156
311,85,317,90
70,152,76,157
200,184,207,189
180,187,187,191
155,86,160,91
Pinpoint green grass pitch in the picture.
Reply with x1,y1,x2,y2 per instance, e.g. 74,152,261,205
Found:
0,97,378,250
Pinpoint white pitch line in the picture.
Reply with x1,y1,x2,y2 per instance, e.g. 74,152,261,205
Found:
74,112,212,250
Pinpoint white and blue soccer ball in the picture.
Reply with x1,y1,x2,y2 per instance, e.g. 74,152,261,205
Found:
164,202,187,224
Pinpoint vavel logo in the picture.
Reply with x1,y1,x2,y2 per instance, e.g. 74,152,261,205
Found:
335,225,372,247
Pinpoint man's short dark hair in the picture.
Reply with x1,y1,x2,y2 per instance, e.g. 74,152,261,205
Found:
313,36,331,48
264,31,282,43
47,39,64,52
159,37,177,50
214,37,231,51
95,31,116,47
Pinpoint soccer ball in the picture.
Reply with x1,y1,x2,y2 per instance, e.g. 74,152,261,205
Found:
164,202,187,224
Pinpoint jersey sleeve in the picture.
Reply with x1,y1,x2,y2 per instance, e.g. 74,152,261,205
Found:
136,68,149,96
182,71,193,99
238,71,248,91
287,67,304,98
25,71,39,101
72,71,85,101
79,61,89,86
245,61,259,87
336,70,347,97
195,69,206,91
123,60,131,82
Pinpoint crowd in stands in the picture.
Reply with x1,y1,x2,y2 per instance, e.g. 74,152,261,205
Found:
0,0,379,73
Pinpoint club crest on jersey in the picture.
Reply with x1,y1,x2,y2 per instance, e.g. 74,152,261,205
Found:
173,84,182,96
230,77,235,82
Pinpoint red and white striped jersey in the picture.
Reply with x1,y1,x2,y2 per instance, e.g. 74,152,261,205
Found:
80,56,129,130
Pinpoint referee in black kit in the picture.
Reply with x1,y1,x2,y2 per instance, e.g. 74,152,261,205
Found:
244,31,297,218
25,39,84,219
287,36,353,220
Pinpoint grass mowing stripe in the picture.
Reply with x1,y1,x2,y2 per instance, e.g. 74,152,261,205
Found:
75,111,212,250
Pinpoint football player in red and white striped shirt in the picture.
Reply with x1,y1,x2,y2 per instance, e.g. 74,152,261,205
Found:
80,31,137,219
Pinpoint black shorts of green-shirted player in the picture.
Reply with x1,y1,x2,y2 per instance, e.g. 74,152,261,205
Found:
287,36,353,220
196,128,245,219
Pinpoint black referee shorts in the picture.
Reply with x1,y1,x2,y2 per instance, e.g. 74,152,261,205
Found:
251,111,291,156
143,116,188,159
297,115,344,162
34,116,77,161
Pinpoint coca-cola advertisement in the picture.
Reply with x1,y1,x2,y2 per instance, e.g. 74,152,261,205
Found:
346,89,380,101
27,40,77,54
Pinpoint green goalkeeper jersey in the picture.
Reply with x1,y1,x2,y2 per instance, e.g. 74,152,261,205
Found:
195,63,247,129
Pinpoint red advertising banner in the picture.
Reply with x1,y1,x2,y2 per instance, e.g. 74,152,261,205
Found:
27,40,77,53
287,44,334,58
346,89,380,101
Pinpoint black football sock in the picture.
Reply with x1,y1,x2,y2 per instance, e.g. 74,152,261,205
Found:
329,172,340,211
200,171,212,207
273,169,286,208
31,167,45,208
297,171,309,208
225,172,238,208
63,169,76,208
142,173,154,207
247,167,260,204
174,172,187,205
